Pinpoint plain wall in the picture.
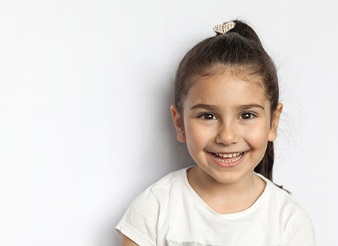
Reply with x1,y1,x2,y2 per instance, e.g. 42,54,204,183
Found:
0,0,337,245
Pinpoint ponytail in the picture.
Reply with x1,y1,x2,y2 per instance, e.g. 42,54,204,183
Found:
255,142,274,181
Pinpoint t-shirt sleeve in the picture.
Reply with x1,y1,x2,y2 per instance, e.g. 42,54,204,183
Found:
116,188,159,245
284,208,316,245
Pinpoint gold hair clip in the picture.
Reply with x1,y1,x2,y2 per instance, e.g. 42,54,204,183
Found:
213,21,236,34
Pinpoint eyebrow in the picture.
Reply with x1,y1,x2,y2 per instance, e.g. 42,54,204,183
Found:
190,103,265,111
236,104,265,111
190,104,220,111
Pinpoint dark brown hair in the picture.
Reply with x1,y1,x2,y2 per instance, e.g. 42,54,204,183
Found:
174,20,279,181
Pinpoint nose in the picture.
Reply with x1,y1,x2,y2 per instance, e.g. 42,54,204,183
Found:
215,120,238,146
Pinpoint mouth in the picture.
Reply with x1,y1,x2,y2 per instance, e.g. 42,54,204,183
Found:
211,152,244,163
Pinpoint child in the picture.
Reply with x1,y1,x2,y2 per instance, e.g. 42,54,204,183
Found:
116,20,315,245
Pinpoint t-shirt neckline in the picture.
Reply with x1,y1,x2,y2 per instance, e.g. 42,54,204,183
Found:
181,166,271,219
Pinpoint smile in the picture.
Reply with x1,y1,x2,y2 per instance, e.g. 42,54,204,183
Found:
212,152,244,163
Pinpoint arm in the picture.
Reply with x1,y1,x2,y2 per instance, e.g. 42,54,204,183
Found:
121,234,138,246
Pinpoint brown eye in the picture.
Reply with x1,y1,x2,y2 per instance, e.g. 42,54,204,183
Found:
199,113,217,120
239,112,255,120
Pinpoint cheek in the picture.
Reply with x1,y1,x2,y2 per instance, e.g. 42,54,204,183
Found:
185,122,214,149
243,121,271,146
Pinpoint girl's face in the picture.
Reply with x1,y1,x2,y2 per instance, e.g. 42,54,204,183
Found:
171,70,282,185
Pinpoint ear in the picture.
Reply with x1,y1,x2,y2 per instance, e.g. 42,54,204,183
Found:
170,105,186,143
268,103,283,141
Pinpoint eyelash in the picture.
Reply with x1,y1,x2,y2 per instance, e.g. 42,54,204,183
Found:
198,113,217,120
198,112,257,120
239,112,256,120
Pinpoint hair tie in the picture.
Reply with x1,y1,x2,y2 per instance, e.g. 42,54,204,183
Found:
213,21,236,34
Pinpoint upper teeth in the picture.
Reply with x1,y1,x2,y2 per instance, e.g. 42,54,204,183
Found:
214,152,242,158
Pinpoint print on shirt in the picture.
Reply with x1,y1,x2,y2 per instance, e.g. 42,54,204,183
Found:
166,240,218,246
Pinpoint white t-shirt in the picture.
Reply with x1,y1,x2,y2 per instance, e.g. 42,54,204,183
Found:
116,167,315,246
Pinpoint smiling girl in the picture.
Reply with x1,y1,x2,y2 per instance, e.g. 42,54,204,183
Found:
116,20,315,245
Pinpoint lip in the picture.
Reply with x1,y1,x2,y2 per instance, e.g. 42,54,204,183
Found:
208,151,247,168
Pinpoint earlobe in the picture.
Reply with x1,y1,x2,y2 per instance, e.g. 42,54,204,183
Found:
268,103,283,141
170,105,186,143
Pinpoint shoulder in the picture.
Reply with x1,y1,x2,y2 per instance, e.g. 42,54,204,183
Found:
148,167,187,193
264,178,309,217
257,174,306,211
261,175,316,245
116,168,189,245
126,167,187,215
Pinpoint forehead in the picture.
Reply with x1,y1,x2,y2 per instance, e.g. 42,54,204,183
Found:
186,68,267,103
198,64,265,87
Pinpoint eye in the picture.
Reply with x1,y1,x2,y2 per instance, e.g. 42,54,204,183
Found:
239,112,256,120
199,113,217,120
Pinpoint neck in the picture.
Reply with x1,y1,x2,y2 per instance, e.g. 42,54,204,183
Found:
187,166,266,214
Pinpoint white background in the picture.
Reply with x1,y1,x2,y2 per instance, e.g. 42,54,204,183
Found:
0,0,337,245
